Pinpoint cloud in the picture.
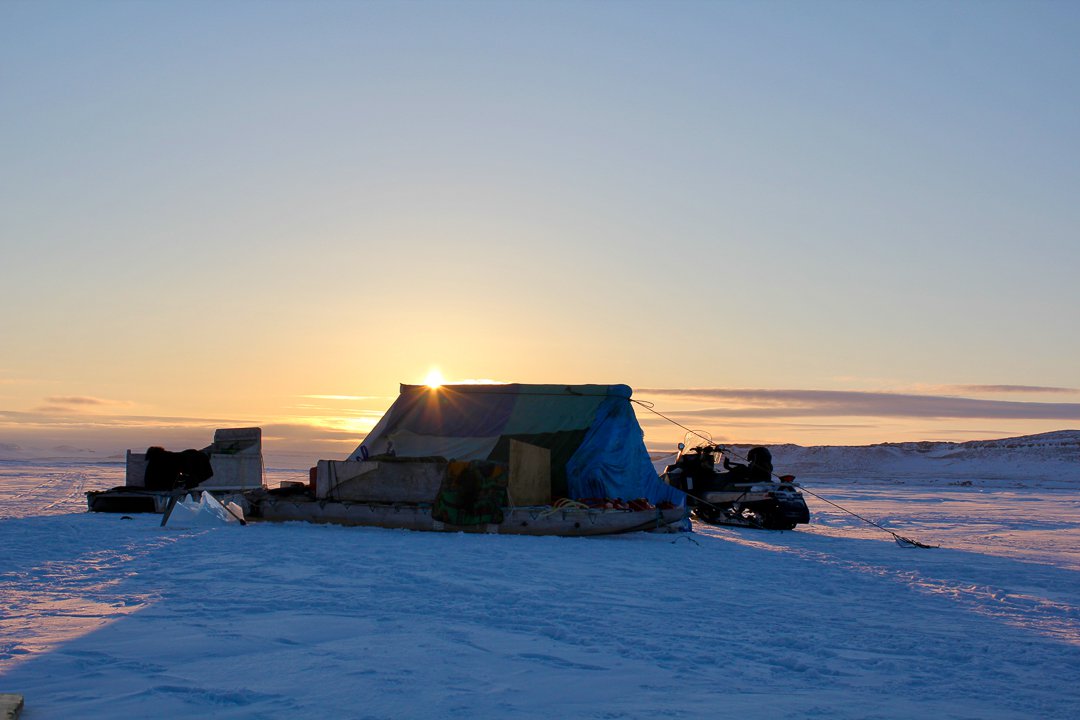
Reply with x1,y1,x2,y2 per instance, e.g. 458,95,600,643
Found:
636,415,877,431
0,407,370,457
30,396,136,415
633,388,1080,421
299,395,383,401
931,385,1079,395
0,376,38,386
43,396,116,406
260,422,366,444
0,408,245,429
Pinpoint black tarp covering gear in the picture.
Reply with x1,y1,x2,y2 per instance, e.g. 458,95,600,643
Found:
144,447,214,490
431,459,509,526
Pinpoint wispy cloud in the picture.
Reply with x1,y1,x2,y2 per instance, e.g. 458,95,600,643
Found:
43,396,118,406
299,395,383,401
927,384,1079,395
32,396,136,415
0,408,372,456
289,404,388,412
261,422,368,445
0,376,41,386
636,415,878,431
634,388,1080,420
0,409,241,429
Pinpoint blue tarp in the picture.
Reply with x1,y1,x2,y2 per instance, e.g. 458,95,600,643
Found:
565,394,685,505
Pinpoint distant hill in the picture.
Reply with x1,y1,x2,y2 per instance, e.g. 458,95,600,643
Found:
733,430,1080,487
6,430,1079,487
0,442,110,462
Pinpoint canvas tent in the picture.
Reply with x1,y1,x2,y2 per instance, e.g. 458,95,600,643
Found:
349,383,684,506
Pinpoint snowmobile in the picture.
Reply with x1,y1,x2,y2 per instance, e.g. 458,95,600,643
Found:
662,443,810,530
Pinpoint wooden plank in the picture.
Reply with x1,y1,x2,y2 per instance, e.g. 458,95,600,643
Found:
125,450,148,487
508,440,551,506
0,693,24,720
320,459,447,503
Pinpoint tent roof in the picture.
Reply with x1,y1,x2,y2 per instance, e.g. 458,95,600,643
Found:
351,383,682,504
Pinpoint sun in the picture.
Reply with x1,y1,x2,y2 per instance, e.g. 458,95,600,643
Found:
424,368,445,388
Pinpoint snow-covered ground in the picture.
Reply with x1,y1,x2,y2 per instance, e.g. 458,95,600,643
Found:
2,458,1079,719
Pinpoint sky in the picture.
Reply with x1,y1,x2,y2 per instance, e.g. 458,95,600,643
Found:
2,0,1079,459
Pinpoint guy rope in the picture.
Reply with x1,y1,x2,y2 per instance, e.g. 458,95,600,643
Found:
631,398,938,549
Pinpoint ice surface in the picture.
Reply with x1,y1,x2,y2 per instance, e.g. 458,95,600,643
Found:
163,491,245,528
1,455,1079,719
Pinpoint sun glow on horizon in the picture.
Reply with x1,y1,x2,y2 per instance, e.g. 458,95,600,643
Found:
425,368,445,389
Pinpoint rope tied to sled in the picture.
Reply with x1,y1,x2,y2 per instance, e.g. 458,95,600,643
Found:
536,498,590,518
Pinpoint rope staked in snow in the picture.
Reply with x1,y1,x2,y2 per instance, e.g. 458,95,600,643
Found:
631,398,939,549
794,485,938,549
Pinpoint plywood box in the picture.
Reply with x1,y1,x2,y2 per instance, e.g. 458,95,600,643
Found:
508,440,551,506
317,458,448,503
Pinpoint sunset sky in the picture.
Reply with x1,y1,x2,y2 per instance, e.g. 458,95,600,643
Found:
2,1,1079,460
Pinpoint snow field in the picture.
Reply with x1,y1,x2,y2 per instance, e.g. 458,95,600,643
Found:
1,462,1078,719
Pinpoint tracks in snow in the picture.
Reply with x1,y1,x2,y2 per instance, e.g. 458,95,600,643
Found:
698,523,1080,646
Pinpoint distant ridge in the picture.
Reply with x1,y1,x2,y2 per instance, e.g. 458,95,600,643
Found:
0,442,111,463
5,431,1078,486
725,430,1080,486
